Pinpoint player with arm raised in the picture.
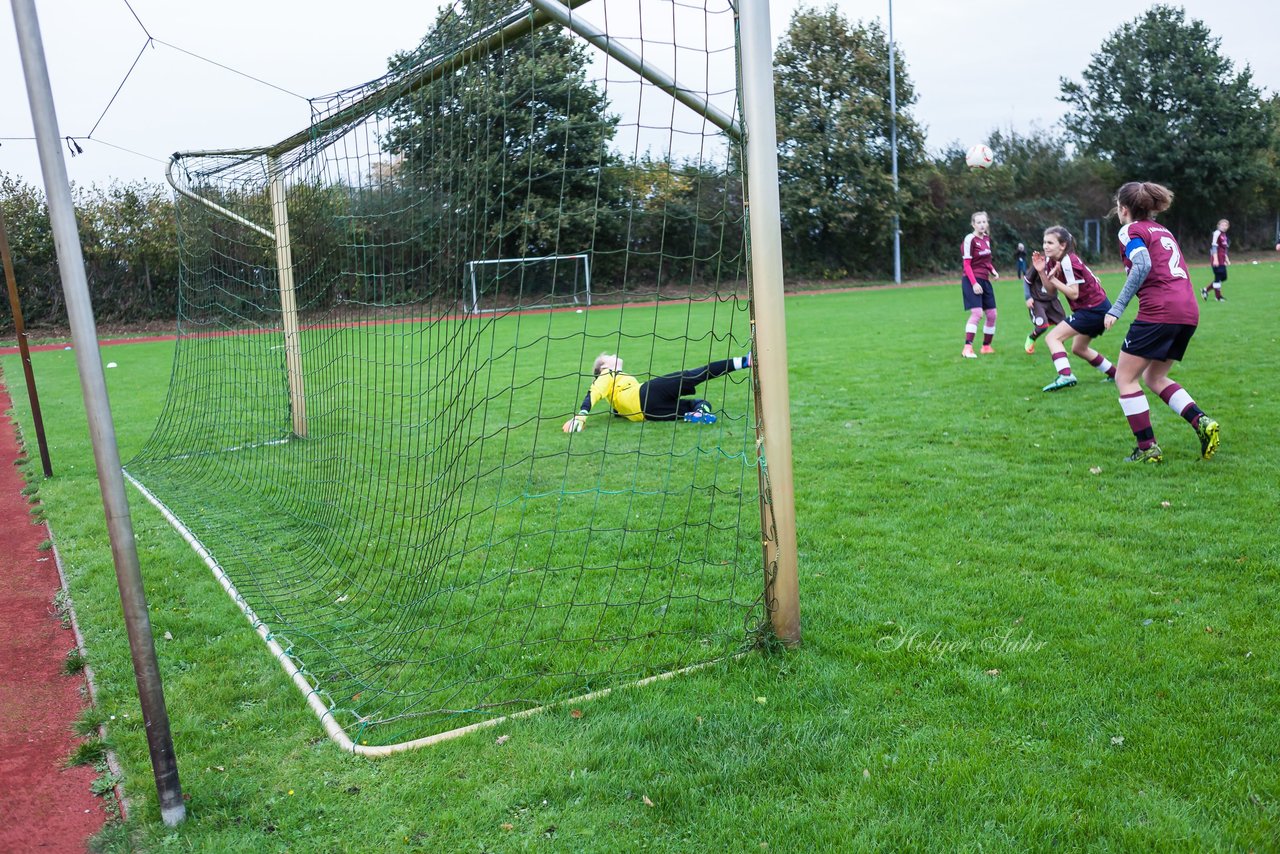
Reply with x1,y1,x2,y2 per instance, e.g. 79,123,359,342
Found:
960,211,1000,358
1035,226,1118,392
1102,181,1220,463
1201,218,1230,302
563,352,751,432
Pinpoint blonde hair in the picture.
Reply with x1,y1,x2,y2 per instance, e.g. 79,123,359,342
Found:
593,353,621,376
971,210,988,226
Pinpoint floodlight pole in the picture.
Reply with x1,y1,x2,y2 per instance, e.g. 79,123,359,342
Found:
888,0,901,284
10,0,186,826
739,0,800,646
0,205,53,477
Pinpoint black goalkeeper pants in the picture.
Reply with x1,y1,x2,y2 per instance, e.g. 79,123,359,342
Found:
638,359,735,420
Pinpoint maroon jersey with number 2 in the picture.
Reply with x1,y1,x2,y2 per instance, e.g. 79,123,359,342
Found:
1118,221,1199,325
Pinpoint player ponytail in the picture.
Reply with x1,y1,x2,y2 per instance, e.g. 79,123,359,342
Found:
1115,181,1174,221
1043,225,1075,255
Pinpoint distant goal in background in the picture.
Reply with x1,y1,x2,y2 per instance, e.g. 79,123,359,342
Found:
465,253,591,314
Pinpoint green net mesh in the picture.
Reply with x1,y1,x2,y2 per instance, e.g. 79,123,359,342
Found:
127,0,769,747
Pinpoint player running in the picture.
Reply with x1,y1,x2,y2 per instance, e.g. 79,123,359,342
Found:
1034,226,1118,392
1201,218,1230,302
563,352,751,432
1103,181,1220,463
960,211,999,358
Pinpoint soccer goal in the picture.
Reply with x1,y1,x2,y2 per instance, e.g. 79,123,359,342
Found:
132,0,797,754
465,253,591,314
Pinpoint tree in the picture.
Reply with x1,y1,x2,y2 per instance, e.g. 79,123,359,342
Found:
1060,5,1275,237
382,0,622,296
773,6,928,276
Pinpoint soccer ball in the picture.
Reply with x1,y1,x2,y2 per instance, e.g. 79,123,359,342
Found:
966,144,994,170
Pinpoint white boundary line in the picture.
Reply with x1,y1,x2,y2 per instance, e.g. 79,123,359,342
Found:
123,471,739,756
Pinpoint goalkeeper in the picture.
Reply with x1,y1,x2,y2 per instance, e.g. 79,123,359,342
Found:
563,352,751,432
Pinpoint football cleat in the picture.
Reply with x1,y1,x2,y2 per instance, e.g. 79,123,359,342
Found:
980,345,995,354
1124,443,1163,464
1042,374,1078,392
1200,288,1208,301
1024,335,1036,354
1194,415,1220,460
683,401,717,424
961,344,977,359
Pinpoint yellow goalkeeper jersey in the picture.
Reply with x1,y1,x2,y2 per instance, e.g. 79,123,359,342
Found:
585,370,644,421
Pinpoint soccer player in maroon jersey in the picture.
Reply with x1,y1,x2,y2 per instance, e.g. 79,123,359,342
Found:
1033,226,1118,392
960,211,999,358
1201,218,1230,302
1102,182,1220,463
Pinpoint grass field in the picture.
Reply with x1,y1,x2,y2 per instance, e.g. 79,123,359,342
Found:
121,297,762,747
3,260,1278,851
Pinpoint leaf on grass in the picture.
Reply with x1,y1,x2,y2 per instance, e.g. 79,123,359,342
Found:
755,696,767,705
1160,501,1171,508
495,734,510,745
1205,626,1214,633
570,708,583,719
163,631,173,641
501,823,514,831
642,795,655,807
1110,735,1124,746
985,669,1000,677
1089,466,1103,475
862,768,871,779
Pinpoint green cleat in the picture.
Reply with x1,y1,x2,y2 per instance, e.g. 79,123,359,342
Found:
1124,443,1164,464
1042,374,1078,393
1194,415,1220,460
1024,335,1036,354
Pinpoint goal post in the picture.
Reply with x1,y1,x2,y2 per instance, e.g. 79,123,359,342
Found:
134,0,799,752
464,253,592,314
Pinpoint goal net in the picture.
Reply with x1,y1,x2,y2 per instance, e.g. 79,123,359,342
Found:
126,0,794,752
465,253,591,314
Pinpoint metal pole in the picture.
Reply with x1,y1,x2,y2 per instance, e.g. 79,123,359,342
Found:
267,157,307,438
739,0,800,646
0,205,53,477
888,0,901,284
10,0,186,826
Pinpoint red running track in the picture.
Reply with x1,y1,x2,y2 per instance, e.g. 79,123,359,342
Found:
0,384,107,853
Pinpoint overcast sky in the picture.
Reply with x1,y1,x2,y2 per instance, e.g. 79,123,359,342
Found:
3,0,1278,190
